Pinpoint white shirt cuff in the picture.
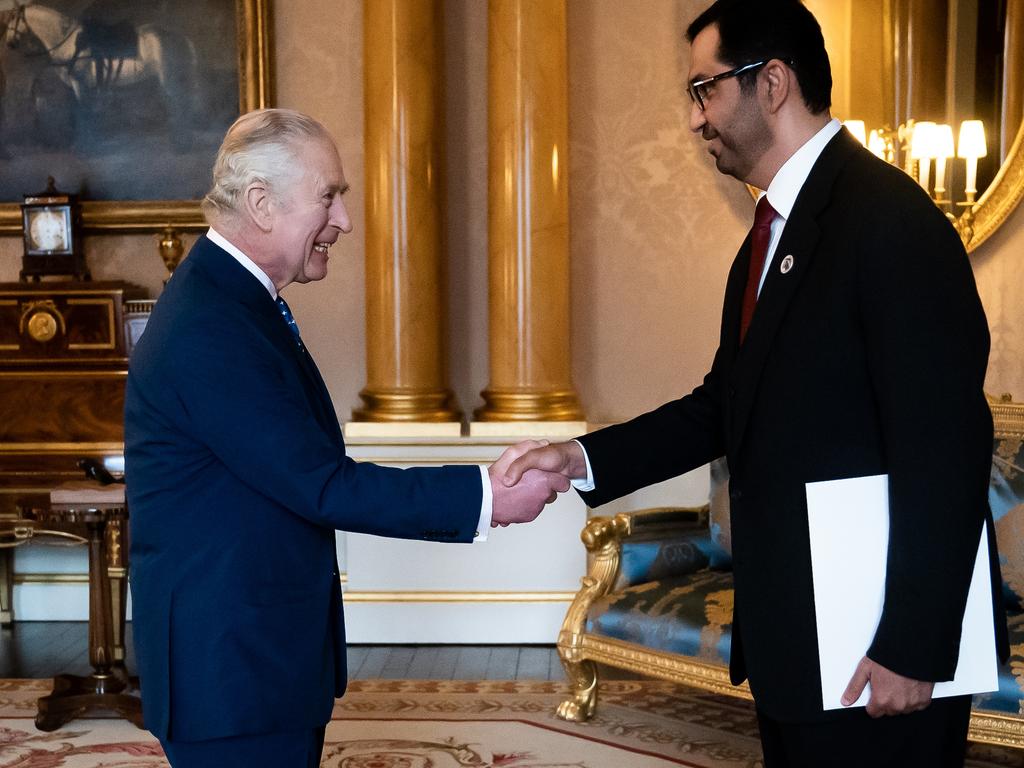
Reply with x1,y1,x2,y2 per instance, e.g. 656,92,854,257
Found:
570,439,596,492
475,465,492,542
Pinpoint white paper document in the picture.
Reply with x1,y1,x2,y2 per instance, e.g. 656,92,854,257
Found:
805,474,997,710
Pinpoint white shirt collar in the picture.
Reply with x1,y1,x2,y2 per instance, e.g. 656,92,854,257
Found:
763,118,842,221
206,227,277,299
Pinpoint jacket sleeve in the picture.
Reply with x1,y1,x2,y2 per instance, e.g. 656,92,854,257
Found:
577,342,728,508
154,321,482,543
858,187,993,681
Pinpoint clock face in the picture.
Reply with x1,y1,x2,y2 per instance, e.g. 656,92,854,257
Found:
27,208,70,253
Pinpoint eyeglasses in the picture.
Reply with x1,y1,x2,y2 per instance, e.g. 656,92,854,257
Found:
687,60,769,111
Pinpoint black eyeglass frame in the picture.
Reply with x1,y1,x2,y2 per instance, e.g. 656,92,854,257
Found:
687,60,769,111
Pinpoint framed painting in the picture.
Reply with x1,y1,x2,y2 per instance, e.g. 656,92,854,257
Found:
0,0,272,233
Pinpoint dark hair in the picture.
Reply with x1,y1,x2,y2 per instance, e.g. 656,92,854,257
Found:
686,0,832,115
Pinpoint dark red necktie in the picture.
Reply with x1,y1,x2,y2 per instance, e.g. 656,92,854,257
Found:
739,196,777,343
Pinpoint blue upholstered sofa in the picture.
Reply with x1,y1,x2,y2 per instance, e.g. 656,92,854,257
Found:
555,397,1024,749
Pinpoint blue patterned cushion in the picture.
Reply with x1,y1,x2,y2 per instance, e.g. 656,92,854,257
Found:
708,457,733,557
615,532,731,591
974,613,1024,715
587,570,735,665
992,434,1024,607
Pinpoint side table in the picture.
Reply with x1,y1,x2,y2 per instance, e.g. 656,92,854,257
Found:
28,481,143,731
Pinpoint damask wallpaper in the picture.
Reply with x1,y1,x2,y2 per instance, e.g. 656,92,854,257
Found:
0,0,1020,421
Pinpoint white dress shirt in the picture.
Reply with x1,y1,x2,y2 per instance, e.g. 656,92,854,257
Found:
571,119,843,493
755,118,841,295
206,228,493,539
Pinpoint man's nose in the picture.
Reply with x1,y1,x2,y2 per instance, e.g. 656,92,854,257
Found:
688,99,706,134
331,196,353,234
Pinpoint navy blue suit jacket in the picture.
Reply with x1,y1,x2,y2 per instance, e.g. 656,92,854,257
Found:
125,236,481,742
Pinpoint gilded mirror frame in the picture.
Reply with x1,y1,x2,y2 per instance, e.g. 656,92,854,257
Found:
0,0,273,234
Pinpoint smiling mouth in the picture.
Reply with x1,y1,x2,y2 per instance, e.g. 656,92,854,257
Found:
313,242,332,255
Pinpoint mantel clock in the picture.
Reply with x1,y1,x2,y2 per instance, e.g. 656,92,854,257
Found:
20,178,88,282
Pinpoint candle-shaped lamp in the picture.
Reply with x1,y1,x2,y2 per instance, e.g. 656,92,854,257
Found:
844,120,867,147
932,124,955,201
910,121,937,194
868,129,886,159
957,120,987,201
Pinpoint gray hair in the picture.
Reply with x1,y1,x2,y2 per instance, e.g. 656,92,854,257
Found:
201,108,332,221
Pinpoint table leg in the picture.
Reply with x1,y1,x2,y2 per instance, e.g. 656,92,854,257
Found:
107,518,128,665
36,518,143,731
0,548,12,626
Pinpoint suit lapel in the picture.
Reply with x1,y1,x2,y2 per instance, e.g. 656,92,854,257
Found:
191,238,344,443
728,129,861,455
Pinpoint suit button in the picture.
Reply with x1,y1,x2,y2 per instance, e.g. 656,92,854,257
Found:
729,387,737,398
730,488,743,502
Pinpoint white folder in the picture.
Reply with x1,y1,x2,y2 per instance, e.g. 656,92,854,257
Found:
805,474,998,710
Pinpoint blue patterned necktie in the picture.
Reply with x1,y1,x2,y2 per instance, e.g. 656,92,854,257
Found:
275,296,303,349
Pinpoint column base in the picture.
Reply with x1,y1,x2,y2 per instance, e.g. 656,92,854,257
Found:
353,388,462,424
468,420,588,438
473,388,584,423
345,421,462,438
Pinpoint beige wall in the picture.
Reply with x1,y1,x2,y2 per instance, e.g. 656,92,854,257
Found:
1,0,1020,424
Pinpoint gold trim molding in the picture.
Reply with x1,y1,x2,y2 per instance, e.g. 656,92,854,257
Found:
0,442,124,453
13,573,88,585
992,400,1024,438
0,0,273,234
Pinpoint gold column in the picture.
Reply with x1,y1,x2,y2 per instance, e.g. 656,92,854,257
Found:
473,0,584,431
353,0,460,433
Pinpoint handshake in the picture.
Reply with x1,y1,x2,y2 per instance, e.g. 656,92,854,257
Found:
487,439,588,528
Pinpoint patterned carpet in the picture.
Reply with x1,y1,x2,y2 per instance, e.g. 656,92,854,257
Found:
1,679,1023,767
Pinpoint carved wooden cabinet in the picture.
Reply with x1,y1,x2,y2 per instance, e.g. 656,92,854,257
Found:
0,281,145,624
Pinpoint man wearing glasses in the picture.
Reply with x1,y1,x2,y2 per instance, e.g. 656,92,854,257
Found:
503,1,1005,765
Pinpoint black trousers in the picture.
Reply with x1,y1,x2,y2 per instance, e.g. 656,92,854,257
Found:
159,725,326,768
756,696,972,768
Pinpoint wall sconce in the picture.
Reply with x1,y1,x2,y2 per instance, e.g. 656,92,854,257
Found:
845,118,988,247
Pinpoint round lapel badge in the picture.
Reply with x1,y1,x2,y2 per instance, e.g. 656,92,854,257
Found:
780,254,795,274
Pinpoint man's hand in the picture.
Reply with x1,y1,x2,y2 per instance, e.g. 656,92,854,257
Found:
502,440,588,487
841,656,934,717
489,441,571,527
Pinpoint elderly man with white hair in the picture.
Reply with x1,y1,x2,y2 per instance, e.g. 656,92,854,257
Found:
125,108,568,768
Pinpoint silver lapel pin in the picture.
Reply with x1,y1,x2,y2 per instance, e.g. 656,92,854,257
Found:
780,254,795,274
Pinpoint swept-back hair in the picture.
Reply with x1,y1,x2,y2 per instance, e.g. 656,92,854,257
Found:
687,0,832,114
202,108,331,221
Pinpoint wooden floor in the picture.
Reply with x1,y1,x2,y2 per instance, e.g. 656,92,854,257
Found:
0,622,569,681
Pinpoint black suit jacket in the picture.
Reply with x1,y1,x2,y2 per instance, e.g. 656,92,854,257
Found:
577,128,1009,721
126,237,482,741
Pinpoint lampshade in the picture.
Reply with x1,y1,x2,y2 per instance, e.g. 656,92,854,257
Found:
910,122,937,159
844,120,867,147
868,130,886,159
933,124,955,159
957,120,987,159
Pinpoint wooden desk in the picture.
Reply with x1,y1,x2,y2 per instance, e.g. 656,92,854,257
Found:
23,482,143,731
0,281,146,624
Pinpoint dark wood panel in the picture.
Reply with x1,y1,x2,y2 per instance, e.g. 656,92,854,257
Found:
0,377,126,443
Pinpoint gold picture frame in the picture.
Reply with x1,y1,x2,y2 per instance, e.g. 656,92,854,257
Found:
0,0,273,234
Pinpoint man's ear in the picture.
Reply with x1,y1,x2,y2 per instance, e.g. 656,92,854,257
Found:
243,182,274,232
762,59,792,114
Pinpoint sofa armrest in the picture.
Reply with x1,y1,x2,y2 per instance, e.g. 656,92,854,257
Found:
575,505,715,601
559,506,716,663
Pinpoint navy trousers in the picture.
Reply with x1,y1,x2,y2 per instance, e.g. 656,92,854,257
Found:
159,726,325,768
756,695,972,768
